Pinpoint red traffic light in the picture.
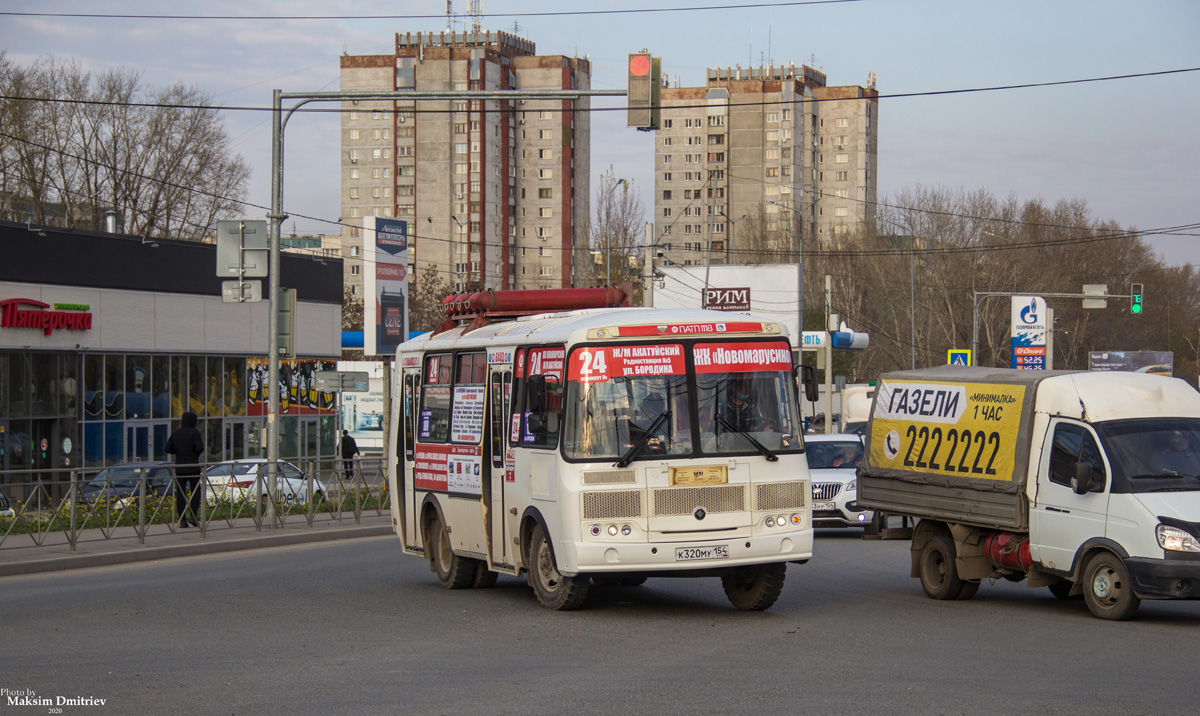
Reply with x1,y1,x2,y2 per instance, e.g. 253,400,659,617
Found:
629,55,651,77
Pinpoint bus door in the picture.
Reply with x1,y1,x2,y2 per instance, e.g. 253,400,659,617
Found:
487,363,513,566
401,367,420,547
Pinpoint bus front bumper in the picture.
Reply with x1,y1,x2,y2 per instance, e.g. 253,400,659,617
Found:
557,530,813,576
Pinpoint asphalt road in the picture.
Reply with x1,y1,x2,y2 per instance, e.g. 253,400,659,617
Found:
4,530,1198,716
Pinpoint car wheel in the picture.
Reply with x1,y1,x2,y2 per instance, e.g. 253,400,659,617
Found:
430,513,475,590
1083,553,1141,620
528,523,588,610
918,535,965,600
721,563,787,611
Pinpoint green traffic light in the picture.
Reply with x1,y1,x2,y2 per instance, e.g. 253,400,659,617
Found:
1132,303,1143,314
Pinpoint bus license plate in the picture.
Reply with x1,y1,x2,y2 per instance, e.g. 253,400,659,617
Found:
814,501,836,511
675,545,729,562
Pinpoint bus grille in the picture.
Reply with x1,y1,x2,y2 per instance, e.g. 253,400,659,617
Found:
651,485,746,516
811,482,842,501
581,468,638,485
582,490,644,520
756,481,809,511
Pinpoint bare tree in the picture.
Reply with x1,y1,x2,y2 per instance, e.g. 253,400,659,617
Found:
574,168,646,291
0,53,249,239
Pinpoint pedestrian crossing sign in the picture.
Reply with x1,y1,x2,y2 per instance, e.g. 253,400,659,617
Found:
948,349,971,366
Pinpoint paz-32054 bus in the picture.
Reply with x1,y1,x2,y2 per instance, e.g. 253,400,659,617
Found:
388,287,813,610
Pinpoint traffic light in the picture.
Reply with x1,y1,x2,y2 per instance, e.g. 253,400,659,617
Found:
1130,283,1143,315
627,51,661,131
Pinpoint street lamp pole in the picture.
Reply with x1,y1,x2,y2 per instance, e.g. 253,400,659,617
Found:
450,215,465,292
719,211,747,263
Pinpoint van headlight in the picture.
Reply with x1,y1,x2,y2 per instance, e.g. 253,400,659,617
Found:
1156,524,1200,553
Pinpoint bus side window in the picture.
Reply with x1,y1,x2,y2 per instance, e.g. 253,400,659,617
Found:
490,373,504,468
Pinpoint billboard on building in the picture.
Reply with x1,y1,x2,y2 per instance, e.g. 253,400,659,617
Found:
362,217,409,357
1088,351,1174,376
653,265,802,348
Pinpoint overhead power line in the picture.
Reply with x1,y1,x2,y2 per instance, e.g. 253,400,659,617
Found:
2,67,1197,117
0,1,863,22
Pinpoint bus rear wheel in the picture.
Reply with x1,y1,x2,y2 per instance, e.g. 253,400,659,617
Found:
430,513,475,589
528,524,589,610
721,562,787,611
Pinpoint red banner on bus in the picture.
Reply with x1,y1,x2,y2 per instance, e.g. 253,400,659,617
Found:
693,341,792,373
616,321,764,337
568,344,686,383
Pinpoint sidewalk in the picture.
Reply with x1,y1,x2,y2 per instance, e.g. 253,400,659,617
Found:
0,512,394,577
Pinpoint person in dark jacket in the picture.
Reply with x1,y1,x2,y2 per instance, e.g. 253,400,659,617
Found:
340,430,360,482
166,411,205,528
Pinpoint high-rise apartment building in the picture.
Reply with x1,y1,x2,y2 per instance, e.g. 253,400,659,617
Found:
340,31,591,295
653,65,877,269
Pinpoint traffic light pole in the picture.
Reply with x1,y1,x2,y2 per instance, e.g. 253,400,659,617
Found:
971,289,1139,368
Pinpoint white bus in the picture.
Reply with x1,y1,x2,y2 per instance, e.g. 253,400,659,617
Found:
388,290,813,610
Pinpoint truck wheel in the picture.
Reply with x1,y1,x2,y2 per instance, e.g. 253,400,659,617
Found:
919,536,965,600
430,513,475,589
955,580,980,600
528,524,589,610
1083,553,1141,620
721,563,787,611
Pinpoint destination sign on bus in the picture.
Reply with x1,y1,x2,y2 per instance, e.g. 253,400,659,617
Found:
568,344,685,383
693,341,792,373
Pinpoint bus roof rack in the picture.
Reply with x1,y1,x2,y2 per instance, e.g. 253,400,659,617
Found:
433,284,634,335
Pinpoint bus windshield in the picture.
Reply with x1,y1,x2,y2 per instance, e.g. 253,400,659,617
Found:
562,340,801,461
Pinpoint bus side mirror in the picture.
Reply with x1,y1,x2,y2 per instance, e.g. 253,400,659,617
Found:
527,374,547,413
800,365,819,403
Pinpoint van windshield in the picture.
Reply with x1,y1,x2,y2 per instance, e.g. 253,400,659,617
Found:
1097,418,1200,492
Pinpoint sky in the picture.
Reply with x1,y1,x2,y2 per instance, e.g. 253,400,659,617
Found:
3,0,1199,264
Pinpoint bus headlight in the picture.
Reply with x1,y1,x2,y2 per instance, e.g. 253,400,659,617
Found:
1157,524,1200,553
766,516,776,528
621,524,632,536
608,525,619,536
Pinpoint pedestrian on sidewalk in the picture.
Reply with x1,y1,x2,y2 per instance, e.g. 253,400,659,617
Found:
166,411,205,528
340,430,360,482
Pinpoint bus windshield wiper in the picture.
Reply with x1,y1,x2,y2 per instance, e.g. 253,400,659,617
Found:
616,410,671,468
715,413,778,462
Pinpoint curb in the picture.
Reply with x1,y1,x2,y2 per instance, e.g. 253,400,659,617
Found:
0,524,393,577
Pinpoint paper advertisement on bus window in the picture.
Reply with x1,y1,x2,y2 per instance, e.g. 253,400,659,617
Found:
413,444,482,494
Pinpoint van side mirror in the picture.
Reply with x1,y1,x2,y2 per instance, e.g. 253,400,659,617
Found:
1072,461,1094,495
526,374,547,414
800,365,819,403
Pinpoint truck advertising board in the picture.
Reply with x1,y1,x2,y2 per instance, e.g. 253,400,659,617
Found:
868,376,1033,485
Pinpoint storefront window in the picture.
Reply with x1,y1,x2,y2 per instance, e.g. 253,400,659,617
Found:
188,356,205,417
84,422,102,467
126,355,151,419
9,353,29,415
205,418,221,461
279,416,298,459
152,355,170,418
59,355,78,416
206,356,223,417
83,354,103,420
224,357,246,416
104,422,122,464
171,356,187,418
104,355,124,419
30,353,55,416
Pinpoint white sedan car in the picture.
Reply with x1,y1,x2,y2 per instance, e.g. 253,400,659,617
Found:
805,434,878,531
205,459,327,506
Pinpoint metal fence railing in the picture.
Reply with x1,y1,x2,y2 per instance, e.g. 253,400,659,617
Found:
0,456,391,552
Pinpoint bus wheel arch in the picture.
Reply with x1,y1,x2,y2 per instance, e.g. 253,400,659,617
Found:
421,496,475,589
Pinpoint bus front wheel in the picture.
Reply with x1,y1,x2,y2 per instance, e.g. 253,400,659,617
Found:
528,524,589,610
721,562,787,611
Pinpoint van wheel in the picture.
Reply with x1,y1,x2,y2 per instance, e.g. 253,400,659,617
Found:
1083,553,1141,620
430,514,475,589
955,580,980,600
528,524,589,610
721,563,787,611
919,536,965,600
